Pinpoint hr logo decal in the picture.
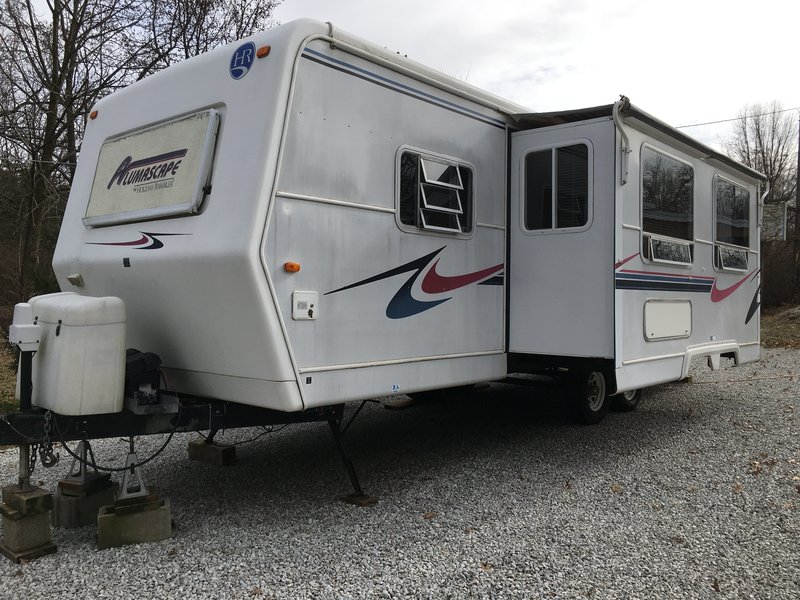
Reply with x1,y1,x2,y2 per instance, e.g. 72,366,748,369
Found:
230,42,255,80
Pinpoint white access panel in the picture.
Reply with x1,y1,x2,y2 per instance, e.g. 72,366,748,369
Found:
643,300,691,340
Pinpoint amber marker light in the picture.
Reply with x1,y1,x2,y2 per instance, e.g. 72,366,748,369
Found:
284,261,301,273
257,45,271,58
89,110,99,120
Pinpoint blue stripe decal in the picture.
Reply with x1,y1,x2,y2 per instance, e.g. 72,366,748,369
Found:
302,47,507,128
615,273,713,293
615,272,713,284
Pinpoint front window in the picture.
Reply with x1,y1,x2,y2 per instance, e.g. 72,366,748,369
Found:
641,146,694,265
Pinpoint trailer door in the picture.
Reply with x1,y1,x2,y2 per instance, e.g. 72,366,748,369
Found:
508,119,615,357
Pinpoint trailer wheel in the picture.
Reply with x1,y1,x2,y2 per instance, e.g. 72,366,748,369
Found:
611,388,643,412
568,369,609,425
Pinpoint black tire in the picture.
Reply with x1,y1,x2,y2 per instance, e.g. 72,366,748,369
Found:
610,388,643,412
567,369,610,425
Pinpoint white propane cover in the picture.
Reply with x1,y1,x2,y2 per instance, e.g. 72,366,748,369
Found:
28,292,126,415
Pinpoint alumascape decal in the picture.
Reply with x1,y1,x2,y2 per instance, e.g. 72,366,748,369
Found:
106,149,187,191
325,247,504,319
87,232,190,250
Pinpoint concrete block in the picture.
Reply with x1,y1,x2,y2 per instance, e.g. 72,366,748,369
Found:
1,509,56,560
96,498,172,549
58,472,112,497
188,439,237,466
2,485,53,516
52,483,117,529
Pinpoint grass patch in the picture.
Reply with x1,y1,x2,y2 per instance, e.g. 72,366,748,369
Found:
761,306,800,349
0,342,18,415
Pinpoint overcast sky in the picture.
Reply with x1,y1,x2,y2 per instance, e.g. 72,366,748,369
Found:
275,0,799,150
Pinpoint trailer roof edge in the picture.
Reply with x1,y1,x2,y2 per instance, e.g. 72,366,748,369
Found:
512,103,767,183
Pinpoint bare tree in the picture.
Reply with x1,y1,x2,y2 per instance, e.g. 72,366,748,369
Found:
127,0,280,80
0,0,280,314
723,102,800,302
723,102,797,205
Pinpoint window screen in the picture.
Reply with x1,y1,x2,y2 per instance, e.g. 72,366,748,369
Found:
525,144,589,230
399,151,472,234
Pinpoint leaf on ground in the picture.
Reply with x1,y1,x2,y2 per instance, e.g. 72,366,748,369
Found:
480,561,493,572
423,511,438,520
611,484,622,493
733,482,744,494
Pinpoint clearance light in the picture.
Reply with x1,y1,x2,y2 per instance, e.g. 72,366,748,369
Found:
257,45,271,58
89,110,99,120
284,261,301,273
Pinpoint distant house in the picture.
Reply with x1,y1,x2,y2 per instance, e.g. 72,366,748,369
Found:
762,200,795,241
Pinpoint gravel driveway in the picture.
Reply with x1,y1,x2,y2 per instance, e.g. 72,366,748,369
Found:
1,348,798,599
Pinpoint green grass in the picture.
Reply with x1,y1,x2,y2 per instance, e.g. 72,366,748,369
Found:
0,343,18,415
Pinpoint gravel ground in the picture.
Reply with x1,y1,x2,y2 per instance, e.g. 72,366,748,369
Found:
1,349,798,599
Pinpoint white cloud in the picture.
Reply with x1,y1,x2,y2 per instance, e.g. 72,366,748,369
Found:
276,0,799,148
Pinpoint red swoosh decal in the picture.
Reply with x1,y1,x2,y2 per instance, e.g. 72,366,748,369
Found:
614,252,639,270
88,234,150,247
421,259,504,294
710,270,757,303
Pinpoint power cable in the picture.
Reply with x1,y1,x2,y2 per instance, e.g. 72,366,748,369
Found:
676,106,800,129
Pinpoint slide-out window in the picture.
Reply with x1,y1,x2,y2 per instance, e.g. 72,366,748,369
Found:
714,176,750,270
641,146,694,265
524,143,589,231
399,150,473,235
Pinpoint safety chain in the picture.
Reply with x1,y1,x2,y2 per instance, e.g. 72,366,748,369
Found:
27,443,38,475
39,410,59,468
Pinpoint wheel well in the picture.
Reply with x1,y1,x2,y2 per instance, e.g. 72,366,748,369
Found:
507,354,618,393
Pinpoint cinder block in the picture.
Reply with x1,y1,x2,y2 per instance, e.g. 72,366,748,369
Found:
1,510,52,553
188,439,237,466
96,498,172,549
2,485,53,515
52,483,117,529
0,485,57,563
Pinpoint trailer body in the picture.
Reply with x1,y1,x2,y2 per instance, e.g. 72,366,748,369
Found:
48,19,764,416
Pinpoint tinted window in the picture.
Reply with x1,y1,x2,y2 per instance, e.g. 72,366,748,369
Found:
715,177,750,248
642,147,693,241
525,143,589,231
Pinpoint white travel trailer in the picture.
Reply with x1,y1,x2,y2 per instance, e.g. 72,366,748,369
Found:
49,19,765,424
